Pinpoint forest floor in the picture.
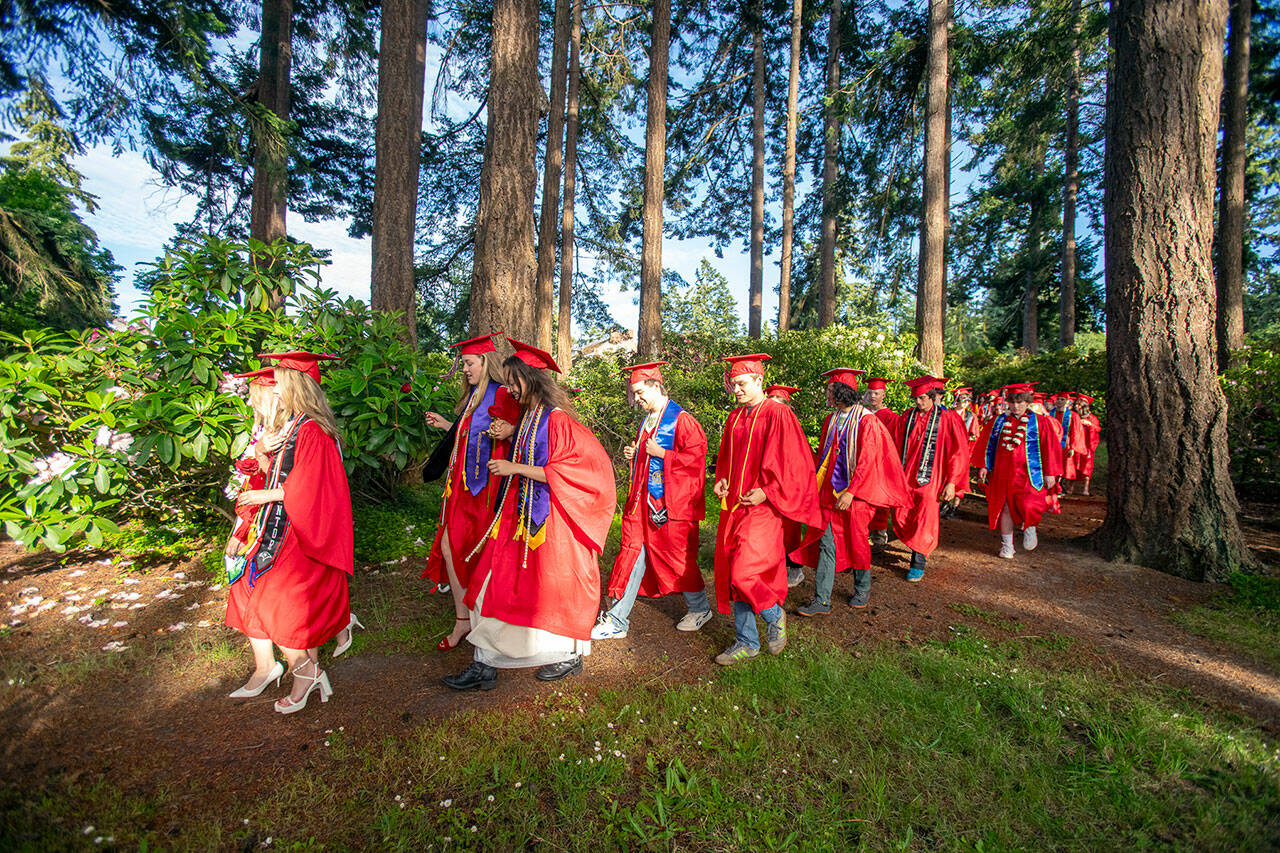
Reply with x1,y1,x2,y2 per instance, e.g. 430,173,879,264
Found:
2,481,1279,849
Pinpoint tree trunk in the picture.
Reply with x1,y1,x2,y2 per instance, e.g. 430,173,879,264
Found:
940,8,951,349
818,0,841,328
1022,150,1045,354
1060,0,1080,349
637,0,670,358
1098,0,1250,580
777,0,802,335
371,0,429,348
915,0,947,373
470,0,539,344
555,0,582,371
1216,0,1251,370
748,13,766,339
250,0,293,309
535,0,572,351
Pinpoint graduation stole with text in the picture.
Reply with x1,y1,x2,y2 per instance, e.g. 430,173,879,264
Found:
984,413,1045,490
243,414,311,587
635,400,683,526
900,405,942,486
816,406,866,497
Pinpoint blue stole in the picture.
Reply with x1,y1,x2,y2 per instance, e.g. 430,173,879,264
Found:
508,404,552,549
462,384,499,495
985,414,1044,490
642,401,683,524
1056,408,1073,449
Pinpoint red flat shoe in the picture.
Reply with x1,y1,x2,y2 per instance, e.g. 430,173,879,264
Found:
436,617,471,652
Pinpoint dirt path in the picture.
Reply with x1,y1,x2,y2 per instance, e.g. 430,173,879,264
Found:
1,493,1277,818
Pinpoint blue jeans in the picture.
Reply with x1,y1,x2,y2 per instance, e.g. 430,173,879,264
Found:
733,600,782,650
814,527,870,604
604,546,710,632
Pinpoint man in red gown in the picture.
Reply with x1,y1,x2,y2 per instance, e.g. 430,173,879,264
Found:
891,376,970,582
863,377,899,547
1051,393,1087,485
1073,394,1102,495
971,383,1065,558
446,339,617,689
712,354,821,664
794,369,909,614
593,362,712,640
765,383,808,588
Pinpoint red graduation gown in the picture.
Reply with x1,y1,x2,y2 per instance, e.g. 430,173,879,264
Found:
792,408,909,573
892,407,970,557
713,399,822,614
225,420,354,649
464,410,616,641
608,409,707,598
869,407,900,532
970,413,1065,529
1078,413,1102,476
1054,408,1088,479
423,405,508,589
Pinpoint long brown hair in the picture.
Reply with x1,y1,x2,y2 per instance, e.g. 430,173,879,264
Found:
274,368,341,441
503,356,575,418
454,351,508,416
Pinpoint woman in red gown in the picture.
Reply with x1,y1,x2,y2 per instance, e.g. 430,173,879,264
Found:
421,333,512,650
228,352,354,714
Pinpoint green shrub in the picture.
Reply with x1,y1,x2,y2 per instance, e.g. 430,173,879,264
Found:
0,235,451,552
952,344,1107,417
1221,332,1280,490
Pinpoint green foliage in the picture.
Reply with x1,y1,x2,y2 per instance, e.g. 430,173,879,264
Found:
1222,332,1280,489
351,485,443,566
567,324,921,459
661,260,745,338
0,235,451,553
953,342,1107,415
1173,571,1280,672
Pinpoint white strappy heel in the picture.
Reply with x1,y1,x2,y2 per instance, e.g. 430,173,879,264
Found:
333,612,365,657
274,660,333,714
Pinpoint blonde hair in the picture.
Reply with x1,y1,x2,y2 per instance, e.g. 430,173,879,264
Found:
274,368,341,441
247,382,287,434
454,351,508,416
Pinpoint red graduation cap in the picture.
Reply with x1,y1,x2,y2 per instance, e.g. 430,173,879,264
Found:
233,367,277,387
450,331,502,356
903,375,946,396
721,353,771,378
953,386,972,397
507,337,562,373
765,384,799,401
620,361,667,385
865,377,890,391
1000,381,1038,396
821,367,865,390
1076,393,1094,404
257,351,340,383
488,386,522,423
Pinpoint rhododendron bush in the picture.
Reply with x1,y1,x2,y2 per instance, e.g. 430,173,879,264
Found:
0,236,450,552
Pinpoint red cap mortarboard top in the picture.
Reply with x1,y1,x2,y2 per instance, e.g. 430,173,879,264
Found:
865,377,890,391
488,386,522,423
1001,382,1038,396
233,367,277,387
257,351,340,384
621,361,667,385
765,384,799,401
820,367,865,390
1076,393,1094,404
506,337,562,373
953,386,972,397
450,331,502,356
721,353,770,378
903,375,947,396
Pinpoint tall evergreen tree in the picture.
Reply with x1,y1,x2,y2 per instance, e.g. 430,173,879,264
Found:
916,0,949,371
637,0,671,358
1217,0,1252,368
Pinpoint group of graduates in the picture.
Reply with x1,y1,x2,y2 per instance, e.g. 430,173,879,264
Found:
219,333,1104,707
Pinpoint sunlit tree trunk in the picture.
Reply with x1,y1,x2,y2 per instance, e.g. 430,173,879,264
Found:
777,0,802,334
535,0,572,350
1060,0,1080,349
637,0,670,358
818,0,841,327
555,0,582,371
1216,0,1251,370
748,11,765,339
916,0,948,373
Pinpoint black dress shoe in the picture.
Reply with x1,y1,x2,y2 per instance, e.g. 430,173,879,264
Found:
442,661,498,691
535,656,582,682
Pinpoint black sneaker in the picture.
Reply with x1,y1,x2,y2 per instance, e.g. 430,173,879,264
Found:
849,589,870,608
797,598,832,617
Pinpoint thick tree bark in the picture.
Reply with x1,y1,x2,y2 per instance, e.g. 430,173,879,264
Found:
535,0,572,350
250,0,293,249
915,0,948,374
470,0,539,344
1060,0,1080,349
1022,149,1045,354
818,0,841,328
1098,0,1251,580
555,0,582,371
748,14,766,339
637,0,670,358
1217,0,1251,370
371,0,429,348
778,0,802,335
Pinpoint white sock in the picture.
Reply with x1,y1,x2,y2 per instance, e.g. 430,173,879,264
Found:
1001,534,1014,548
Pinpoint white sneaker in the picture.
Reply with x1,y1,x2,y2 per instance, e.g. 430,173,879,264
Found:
1022,526,1038,551
786,565,804,587
999,542,1016,559
590,618,627,640
676,610,714,632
